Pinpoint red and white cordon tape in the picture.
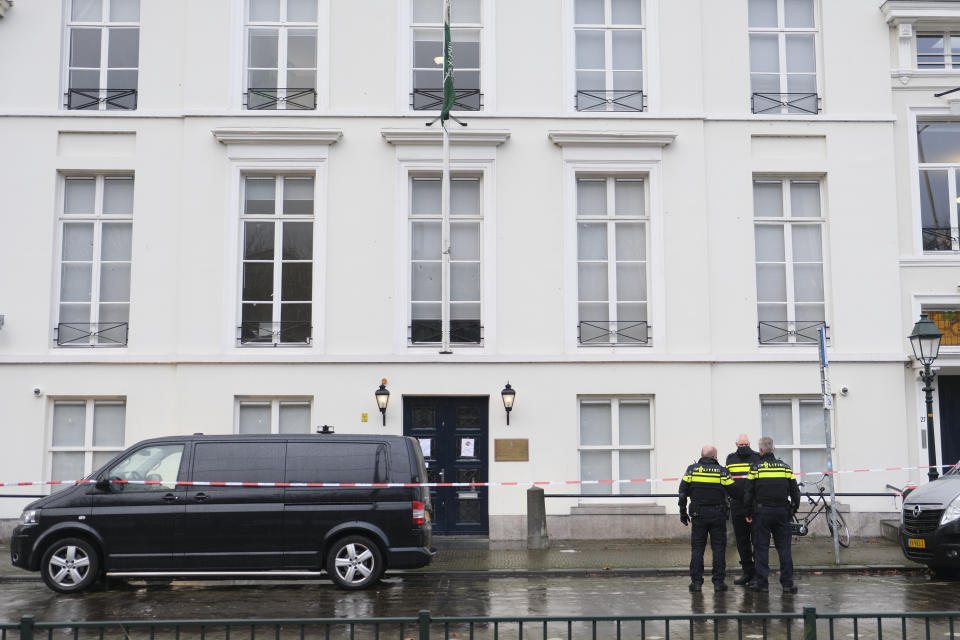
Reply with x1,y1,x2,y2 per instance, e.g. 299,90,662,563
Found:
0,465,934,490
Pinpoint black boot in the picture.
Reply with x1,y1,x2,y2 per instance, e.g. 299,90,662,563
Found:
734,574,753,586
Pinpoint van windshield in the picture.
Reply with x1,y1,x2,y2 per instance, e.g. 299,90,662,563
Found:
945,460,960,476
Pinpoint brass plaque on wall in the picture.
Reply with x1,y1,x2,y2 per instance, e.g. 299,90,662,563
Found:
494,439,529,462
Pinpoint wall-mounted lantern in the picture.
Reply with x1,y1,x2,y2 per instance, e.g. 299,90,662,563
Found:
375,378,390,426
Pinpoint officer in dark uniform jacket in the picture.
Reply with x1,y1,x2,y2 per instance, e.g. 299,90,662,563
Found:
725,434,762,586
678,445,735,592
744,436,801,594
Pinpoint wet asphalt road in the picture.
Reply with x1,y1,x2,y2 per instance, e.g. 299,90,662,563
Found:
2,573,957,621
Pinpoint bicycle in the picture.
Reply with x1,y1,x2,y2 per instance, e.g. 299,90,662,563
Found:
791,474,851,548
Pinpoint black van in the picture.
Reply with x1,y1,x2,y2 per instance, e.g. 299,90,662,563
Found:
10,434,433,593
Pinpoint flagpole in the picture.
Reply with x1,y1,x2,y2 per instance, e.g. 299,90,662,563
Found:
440,117,451,353
439,0,452,354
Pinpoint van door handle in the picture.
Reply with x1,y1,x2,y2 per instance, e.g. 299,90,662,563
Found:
193,492,210,502
162,493,178,503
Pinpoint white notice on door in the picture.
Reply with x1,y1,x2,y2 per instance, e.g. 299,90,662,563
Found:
460,438,475,457
418,438,432,458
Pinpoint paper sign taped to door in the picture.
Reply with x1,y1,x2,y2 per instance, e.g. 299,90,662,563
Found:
460,438,475,457
418,438,432,457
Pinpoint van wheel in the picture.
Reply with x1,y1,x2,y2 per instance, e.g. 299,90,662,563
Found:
40,537,100,593
326,535,383,589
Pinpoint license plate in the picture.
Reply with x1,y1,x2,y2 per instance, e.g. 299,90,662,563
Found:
908,538,926,549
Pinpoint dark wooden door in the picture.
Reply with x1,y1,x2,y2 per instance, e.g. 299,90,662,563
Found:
939,375,960,471
403,396,488,535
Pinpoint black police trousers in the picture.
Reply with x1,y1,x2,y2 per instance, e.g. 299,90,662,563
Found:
753,505,794,589
689,505,726,586
730,504,755,578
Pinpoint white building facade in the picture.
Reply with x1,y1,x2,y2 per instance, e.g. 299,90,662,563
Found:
0,0,955,539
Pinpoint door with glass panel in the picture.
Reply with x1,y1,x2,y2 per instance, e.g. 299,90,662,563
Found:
403,397,488,534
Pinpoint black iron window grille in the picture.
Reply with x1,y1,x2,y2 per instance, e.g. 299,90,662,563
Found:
55,322,129,347
922,227,960,252
408,320,483,345
758,321,828,345
578,320,649,345
244,88,317,110
410,88,482,112
238,322,312,345
575,90,645,112
751,92,819,115
65,89,137,111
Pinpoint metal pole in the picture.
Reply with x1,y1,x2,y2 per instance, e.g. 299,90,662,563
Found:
418,610,431,640
19,616,34,640
802,606,818,640
923,363,939,481
440,117,451,354
818,327,840,565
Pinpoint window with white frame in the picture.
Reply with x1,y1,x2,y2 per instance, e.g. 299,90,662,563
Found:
239,175,315,345
748,0,818,115
411,0,482,111
245,0,318,110
760,397,831,487
574,0,644,112
57,175,134,347
577,176,648,345
579,398,652,496
917,122,960,252
65,0,139,110
49,399,126,489
917,32,960,69
754,179,825,344
237,398,312,434
409,174,482,345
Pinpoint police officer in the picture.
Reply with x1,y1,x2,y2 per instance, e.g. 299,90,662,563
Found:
725,434,762,586
678,445,735,592
744,436,801,594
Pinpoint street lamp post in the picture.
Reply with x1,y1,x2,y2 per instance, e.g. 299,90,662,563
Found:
908,314,943,482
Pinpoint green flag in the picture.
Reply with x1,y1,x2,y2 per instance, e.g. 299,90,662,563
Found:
440,0,454,121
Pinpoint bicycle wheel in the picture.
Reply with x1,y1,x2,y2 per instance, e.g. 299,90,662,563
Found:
825,508,851,548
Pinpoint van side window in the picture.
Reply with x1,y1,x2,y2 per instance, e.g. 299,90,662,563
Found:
286,443,388,484
105,444,184,491
192,442,285,483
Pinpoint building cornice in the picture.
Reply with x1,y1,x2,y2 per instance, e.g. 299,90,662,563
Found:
380,128,510,145
881,1,960,24
548,130,677,147
212,127,343,145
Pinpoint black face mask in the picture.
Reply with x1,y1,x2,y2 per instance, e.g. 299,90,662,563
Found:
737,445,751,457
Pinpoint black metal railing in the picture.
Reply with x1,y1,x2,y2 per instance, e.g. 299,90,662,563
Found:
6,608,960,640
758,320,828,344
575,89,645,112
922,227,959,251
751,92,819,115
65,88,137,110
409,320,482,345
55,322,129,347
238,321,312,345
411,88,482,111
244,88,317,110
578,320,649,345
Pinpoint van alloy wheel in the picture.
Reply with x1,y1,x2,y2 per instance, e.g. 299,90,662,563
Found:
326,535,383,589
40,537,100,593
